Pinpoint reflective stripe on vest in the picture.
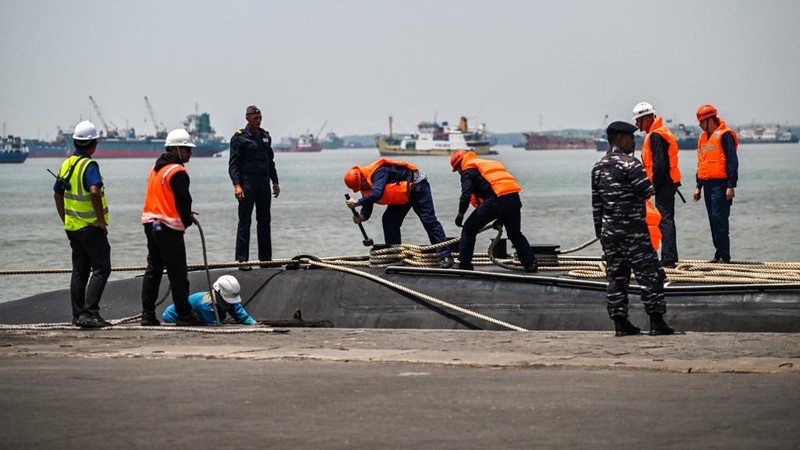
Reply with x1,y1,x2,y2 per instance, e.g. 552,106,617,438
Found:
461,158,521,198
697,120,738,180
141,163,188,231
646,199,661,251
359,158,419,205
59,155,108,231
641,117,682,184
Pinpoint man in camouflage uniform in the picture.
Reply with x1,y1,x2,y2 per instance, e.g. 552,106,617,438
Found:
591,121,675,337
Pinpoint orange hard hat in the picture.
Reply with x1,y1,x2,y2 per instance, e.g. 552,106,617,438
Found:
696,104,718,122
344,167,363,192
450,150,468,172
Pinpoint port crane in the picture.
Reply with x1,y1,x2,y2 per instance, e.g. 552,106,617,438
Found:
88,96,119,137
314,120,328,139
144,96,168,138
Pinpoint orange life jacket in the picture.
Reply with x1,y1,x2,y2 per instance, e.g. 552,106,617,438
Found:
462,158,521,207
141,163,188,231
697,120,738,180
641,117,681,184
645,199,662,251
360,158,419,205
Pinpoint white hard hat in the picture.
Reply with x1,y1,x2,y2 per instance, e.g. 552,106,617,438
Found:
213,275,242,304
165,129,196,148
632,102,656,120
73,120,100,141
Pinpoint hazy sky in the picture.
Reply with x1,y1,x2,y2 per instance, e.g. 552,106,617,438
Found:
2,0,799,140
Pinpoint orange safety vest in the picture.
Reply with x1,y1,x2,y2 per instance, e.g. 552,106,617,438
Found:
641,117,681,184
461,158,521,206
360,158,419,205
645,199,662,251
141,163,188,231
697,120,738,180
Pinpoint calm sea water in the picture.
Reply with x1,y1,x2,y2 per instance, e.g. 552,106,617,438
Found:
1,145,798,304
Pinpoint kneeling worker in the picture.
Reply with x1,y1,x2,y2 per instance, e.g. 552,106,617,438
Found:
591,121,674,336
344,158,454,268
163,275,257,326
449,150,537,272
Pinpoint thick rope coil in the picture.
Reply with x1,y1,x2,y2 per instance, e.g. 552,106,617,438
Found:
566,260,800,284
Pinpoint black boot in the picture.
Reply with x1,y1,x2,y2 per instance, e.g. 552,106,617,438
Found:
440,255,454,269
140,311,160,326
176,313,206,327
613,317,641,337
649,314,675,336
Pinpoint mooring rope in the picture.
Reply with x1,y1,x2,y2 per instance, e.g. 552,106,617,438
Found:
0,323,286,333
2,230,799,286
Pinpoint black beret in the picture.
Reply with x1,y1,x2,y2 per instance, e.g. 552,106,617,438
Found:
606,121,637,135
246,105,261,115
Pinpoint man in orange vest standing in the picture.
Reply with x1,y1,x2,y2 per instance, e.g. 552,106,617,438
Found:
632,102,682,268
449,151,537,272
592,121,674,336
139,129,204,326
344,159,454,268
692,104,739,263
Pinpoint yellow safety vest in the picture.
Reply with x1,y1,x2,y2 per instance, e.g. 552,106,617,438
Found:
59,155,109,231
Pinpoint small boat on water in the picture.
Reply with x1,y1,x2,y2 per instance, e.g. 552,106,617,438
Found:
273,134,323,153
0,135,29,164
376,116,493,156
290,133,323,152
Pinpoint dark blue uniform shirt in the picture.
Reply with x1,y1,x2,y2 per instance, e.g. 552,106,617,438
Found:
228,126,279,186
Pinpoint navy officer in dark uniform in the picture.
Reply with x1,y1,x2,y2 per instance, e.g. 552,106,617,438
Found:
591,121,674,336
229,105,280,268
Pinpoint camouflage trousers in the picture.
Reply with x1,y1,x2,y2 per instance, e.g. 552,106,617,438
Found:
602,233,666,319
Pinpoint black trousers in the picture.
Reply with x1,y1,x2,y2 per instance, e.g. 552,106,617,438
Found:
66,226,111,319
459,193,536,268
236,173,272,262
141,223,191,318
654,185,678,263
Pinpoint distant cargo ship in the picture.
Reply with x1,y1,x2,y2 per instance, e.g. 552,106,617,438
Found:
738,125,799,144
522,131,594,150
25,111,228,158
320,132,344,149
25,132,70,157
376,116,492,156
0,135,29,163
594,122,700,152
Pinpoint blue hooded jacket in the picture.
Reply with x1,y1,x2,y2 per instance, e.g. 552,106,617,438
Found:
162,291,256,325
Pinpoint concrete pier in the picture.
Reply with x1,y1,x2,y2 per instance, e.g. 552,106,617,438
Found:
1,328,798,448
